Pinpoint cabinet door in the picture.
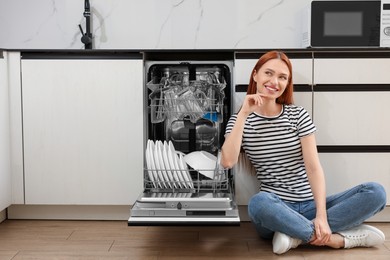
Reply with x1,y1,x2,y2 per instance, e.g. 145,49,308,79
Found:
320,153,390,204
314,91,390,145
314,58,390,84
21,57,143,205
0,51,11,211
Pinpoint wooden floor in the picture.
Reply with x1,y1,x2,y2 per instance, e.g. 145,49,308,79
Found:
0,220,389,259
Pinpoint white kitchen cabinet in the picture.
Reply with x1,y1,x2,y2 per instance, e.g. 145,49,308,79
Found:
0,51,11,211
21,56,144,205
320,153,390,204
314,58,390,84
314,91,390,145
8,52,24,204
313,57,390,145
313,55,390,208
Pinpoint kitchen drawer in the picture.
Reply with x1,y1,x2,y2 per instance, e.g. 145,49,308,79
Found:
314,58,390,84
313,91,390,145
319,153,390,206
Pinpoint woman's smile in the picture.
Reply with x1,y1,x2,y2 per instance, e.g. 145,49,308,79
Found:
264,84,279,93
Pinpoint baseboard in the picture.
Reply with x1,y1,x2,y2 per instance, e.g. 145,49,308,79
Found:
0,209,6,223
7,205,131,220
367,206,390,222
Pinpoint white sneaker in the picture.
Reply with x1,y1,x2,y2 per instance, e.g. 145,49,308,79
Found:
272,232,302,254
338,224,385,249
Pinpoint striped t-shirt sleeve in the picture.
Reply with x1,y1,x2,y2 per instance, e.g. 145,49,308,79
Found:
225,114,238,136
297,107,316,137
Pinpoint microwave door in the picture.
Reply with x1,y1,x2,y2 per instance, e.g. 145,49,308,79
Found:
309,1,381,47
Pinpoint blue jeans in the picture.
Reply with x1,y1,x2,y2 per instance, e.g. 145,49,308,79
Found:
248,182,387,243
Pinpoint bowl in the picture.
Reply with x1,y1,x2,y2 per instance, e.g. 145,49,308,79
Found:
183,151,217,179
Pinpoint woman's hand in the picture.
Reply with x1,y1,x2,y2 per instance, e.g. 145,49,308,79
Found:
310,217,332,246
240,93,267,116
221,93,265,168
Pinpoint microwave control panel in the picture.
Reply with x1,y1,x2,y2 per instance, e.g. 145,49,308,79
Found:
381,0,390,47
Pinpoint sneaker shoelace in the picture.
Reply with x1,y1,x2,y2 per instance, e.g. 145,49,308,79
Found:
345,233,368,248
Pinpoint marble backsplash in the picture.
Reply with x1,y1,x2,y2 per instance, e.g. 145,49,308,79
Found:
0,0,312,50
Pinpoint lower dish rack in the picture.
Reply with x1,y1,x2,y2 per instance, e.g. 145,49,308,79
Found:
143,168,230,193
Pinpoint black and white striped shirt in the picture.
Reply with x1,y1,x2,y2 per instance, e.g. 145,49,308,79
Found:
225,105,316,202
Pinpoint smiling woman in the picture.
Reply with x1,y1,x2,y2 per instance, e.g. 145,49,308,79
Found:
220,50,387,255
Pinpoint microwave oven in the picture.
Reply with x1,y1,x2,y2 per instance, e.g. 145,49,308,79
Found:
302,0,390,47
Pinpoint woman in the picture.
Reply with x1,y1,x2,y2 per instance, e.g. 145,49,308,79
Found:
220,50,386,254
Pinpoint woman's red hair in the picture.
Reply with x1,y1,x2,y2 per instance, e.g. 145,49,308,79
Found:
247,51,294,105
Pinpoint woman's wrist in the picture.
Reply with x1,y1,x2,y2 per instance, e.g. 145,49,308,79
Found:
316,209,327,220
237,109,251,119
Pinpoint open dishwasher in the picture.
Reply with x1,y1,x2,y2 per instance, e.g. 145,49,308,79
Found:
128,55,240,225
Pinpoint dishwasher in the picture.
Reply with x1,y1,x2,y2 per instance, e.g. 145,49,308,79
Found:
128,53,240,225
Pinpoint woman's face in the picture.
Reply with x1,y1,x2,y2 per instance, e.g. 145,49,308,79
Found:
252,58,290,100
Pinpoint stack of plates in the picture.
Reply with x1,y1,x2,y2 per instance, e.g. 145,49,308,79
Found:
145,139,194,189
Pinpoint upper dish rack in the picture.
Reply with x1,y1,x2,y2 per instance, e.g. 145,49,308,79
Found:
147,69,226,124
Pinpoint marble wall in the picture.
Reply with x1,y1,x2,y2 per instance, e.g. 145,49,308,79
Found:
0,0,312,50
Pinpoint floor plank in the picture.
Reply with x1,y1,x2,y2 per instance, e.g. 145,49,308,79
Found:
0,220,389,259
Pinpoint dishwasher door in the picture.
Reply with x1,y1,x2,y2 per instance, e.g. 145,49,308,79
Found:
129,191,240,225
129,161,239,225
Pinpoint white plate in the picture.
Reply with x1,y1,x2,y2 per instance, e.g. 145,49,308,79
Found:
179,153,194,189
155,140,172,188
184,151,217,179
149,140,162,188
165,141,182,189
145,140,156,188
162,141,176,188
149,141,165,188
153,141,168,188
168,141,185,188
